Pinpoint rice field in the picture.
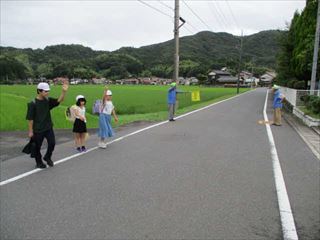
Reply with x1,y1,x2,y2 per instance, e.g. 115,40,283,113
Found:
0,84,249,131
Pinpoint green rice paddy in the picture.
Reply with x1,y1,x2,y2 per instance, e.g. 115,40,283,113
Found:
0,85,249,131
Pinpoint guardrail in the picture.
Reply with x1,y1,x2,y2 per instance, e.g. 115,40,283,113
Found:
279,87,320,107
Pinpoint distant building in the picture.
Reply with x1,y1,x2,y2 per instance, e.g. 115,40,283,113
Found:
260,71,276,86
53,77,69,85
92,78,106,84
208,69,240,85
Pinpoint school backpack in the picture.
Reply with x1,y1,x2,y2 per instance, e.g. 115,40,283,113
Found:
65,105,77,122
92,99,102,114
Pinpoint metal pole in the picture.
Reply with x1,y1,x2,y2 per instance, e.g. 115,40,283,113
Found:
311,0,320,91
237,30,243,94
173,0,179,83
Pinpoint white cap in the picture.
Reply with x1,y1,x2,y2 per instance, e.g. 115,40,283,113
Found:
106,90,112,96
76,95,85,101
37,82,50,91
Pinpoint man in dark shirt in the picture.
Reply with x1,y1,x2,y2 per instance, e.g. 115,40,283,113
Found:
26,81,68,168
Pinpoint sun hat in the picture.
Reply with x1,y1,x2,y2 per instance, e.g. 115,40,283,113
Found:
37,82,50,91
273,84,280,89
170,82,177,87
106,90,112,96
76,95,85,101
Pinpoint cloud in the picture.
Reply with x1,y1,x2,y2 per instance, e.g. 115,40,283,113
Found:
0,0,306,51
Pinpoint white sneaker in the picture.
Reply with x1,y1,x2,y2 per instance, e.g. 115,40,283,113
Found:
98,141,106,149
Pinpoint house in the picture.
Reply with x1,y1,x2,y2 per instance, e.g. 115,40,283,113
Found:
184,77,199,85
208,69,240,85
260,71,276,86
122,78,139,85
240,71,252,80
92,78,106,84
53,77,69,85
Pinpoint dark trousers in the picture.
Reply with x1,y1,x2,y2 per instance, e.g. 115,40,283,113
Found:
168,103,175,120
33,128,55,164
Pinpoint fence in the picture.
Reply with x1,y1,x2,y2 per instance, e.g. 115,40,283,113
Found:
280,87,320,107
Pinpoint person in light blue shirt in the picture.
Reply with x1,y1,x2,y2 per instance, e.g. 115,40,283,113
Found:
272,85,285,126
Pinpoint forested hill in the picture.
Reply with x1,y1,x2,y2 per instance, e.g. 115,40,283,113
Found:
0,30,283,81
116,30,283,68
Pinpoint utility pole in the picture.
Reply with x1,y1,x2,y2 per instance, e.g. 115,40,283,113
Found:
311,0,320,91
173,0,185,83
173,0,180,83
237,30,243,94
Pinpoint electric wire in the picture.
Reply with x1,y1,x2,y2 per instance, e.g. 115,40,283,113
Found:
206,1,227,31
213,0,232,28
137,0,173,19
182,0,213,31
157,0,174,11
224,0,240,31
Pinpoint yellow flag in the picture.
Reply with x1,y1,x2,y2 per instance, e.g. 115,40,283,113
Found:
191,91,200,101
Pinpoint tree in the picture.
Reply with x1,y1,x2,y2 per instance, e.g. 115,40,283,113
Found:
179,60,200,78
276,0,318,87
0,55,28,82
36,63,53,78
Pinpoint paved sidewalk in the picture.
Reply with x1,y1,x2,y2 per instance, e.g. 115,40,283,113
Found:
283,111,320,160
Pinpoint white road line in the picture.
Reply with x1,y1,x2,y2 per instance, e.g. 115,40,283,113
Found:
1,90,252,187
263,90,298,240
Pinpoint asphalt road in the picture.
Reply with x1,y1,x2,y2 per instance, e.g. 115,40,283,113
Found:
1,88,319,240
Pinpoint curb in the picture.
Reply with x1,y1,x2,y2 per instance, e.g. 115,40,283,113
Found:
283,112,320,160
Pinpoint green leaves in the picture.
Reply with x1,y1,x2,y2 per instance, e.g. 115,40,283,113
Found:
277,0,318,86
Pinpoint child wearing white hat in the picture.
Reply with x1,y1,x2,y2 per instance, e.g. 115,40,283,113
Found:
73,95,87,152
98,89,118,148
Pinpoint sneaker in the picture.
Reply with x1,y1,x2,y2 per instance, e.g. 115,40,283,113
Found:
76,147,82,152
44,158,54,167
98,142,107,149
169,119,176,122
81,146,87,152
36,163,47,169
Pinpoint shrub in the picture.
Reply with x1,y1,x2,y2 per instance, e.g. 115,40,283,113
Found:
310,96,320,114
303,95,320,114
300,95,310,102
287,79,298,88
293,81,305,89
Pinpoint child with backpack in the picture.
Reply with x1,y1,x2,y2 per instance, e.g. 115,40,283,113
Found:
73,95,87,152
98,89,118,148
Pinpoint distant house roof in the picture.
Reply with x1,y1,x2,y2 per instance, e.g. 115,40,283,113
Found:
214,70,232,76
216,76,239,83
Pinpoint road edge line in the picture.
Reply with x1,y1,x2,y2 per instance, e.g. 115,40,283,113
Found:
263,89,298,240
1,90,251,187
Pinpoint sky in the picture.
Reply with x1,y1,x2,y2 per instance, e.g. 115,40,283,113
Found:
0,0,306,52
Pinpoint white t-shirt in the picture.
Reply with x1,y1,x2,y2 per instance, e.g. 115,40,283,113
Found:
102,101,114,115
75,106,86,122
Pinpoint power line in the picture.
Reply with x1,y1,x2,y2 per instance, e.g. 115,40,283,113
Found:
206,2,227,31
137,0,173,19
213,0,232,28
224,0,240,31
157,0,174,11
183,24,195,35
182,0,213,31
138,0,194,35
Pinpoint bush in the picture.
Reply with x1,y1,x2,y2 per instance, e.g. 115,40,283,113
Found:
287,79,298,88
300,95,310,102
303,95,320,114
293,81,305,89
310,97,320,114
